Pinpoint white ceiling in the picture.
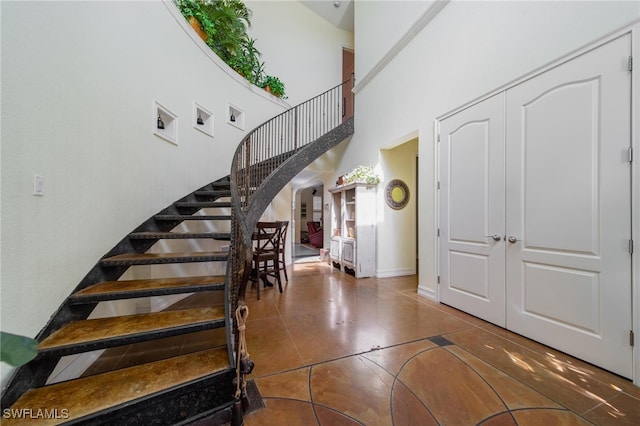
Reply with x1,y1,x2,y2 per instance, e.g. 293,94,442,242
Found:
300,0,354,32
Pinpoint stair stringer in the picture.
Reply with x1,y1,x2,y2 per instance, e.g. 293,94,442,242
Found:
244,117,354,234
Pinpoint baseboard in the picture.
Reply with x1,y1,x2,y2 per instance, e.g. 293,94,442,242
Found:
417,286,436,301
375,267,416,278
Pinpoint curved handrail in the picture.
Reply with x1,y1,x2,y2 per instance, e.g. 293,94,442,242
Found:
225,76,354,408
226,75,354,308
231,75,354,236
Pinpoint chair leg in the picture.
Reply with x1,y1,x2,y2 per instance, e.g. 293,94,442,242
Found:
274,259,283,294
251,262,260,301
281,258,288,282
255,271,260,301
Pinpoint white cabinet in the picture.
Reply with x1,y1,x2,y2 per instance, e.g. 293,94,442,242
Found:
329,183,376,278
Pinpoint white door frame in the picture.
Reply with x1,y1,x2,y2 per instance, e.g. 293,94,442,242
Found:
434,23,639,385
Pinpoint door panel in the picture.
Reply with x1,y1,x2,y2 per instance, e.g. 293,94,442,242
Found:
522,263,600,334
438,34,632,378
505,34,632,378
520,79,600,253
438,94,506,327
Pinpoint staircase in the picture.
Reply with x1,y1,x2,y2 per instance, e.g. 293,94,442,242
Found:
1,76,354,425
1,180,238,425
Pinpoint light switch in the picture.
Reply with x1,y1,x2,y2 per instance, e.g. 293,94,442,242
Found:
33,175,44,196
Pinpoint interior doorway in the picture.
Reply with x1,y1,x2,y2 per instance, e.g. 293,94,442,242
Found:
380,137,418,277
342,48,354,121
294,184,324,262
296,185,324,244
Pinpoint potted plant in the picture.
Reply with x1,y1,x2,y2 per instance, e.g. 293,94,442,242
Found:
175,0,286,97
260,75,286,99
175,0,216,43
229,37,264,84
344,165,380,185
200,0,252,62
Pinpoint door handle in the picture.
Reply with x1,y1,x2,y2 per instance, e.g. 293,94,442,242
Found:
508,236,518,243
485,234,501,241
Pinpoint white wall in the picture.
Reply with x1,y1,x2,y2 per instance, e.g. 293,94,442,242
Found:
246,0,355,106
378,138,418,277
348,0,639,299
355,0,434,78
348,0,640,384
0,0,347,385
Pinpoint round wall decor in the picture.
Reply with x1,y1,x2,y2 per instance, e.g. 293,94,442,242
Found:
385,179,410,210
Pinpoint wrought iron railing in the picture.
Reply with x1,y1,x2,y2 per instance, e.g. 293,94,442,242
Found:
226,76,354,413
233,76,354,220
226,74,354,311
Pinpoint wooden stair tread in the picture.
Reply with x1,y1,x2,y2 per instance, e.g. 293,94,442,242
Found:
71,275,226,301
5,348,229,425
195,190,231,197
129,231,231,240
39,307,225,352
175,201,232,208
154,214,231,221
101,251,228,266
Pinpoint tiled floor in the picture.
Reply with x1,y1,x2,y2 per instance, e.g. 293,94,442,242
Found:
242,260,640,426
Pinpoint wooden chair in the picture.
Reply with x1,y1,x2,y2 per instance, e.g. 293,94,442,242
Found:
277,221,289,282
251,221,283,300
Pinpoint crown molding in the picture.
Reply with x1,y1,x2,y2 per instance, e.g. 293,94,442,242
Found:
353,0,450,94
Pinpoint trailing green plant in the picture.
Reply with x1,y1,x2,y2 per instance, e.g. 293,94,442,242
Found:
175,0,216,41
200,0,252,62
229,37,264,85
259,75,286,99
175,0,286,99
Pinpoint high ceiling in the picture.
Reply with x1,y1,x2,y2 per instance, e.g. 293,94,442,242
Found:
289,1,354,192
300,0,354,32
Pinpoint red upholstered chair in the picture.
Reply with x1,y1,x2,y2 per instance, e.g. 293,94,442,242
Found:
306,221,323,248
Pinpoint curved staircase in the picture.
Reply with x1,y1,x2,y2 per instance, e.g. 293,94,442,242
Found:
1,76,354,425
2,179,237,425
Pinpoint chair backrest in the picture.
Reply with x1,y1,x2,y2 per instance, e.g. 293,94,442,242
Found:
277,221,289,254
255,221,282,254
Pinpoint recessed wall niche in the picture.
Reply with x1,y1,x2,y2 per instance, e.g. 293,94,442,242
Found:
227,102,244,130
193,102,214,137
154,101,177,145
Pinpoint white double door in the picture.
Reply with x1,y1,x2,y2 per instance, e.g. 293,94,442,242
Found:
438,34,632,378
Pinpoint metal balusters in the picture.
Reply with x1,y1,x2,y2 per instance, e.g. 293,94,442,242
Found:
229,75,355,315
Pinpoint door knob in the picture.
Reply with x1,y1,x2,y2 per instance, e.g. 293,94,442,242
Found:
485,234,501,241
508,236,518,243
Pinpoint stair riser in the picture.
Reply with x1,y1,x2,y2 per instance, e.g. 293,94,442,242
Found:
129,233,231,240
194,191,231,200
175,202,232,209
128,234,231,253
154,215,232,221
101,255,228,267
64,370,236,426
